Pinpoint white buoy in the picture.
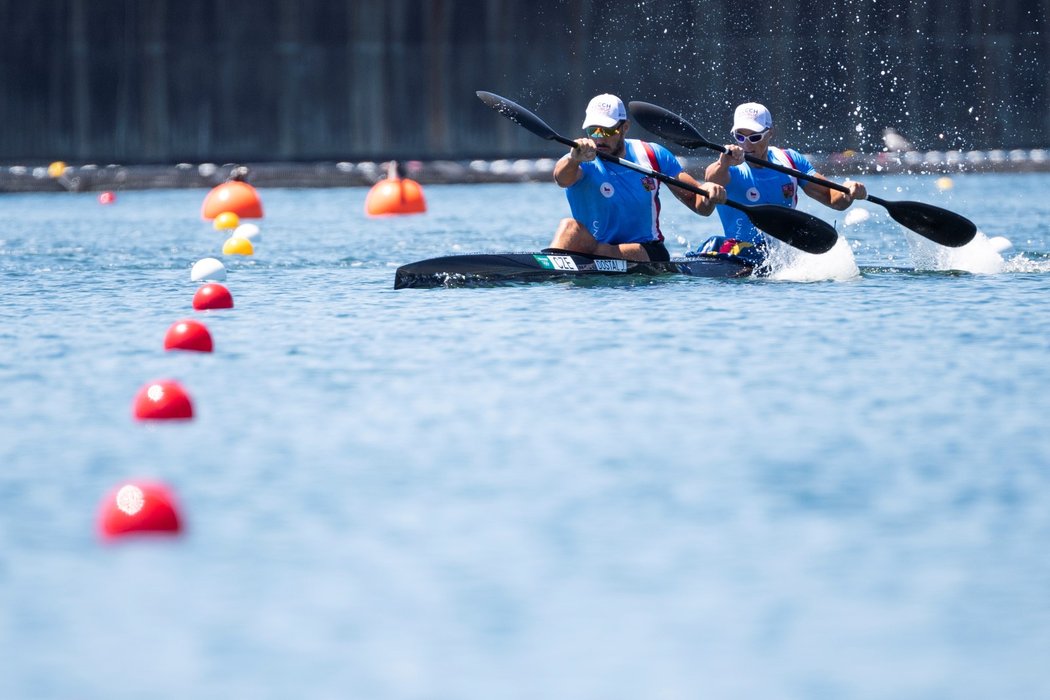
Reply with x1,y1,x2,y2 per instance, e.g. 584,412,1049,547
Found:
987,236,1013,254
843,208,871,226
191,257,227,282
234,222,261,242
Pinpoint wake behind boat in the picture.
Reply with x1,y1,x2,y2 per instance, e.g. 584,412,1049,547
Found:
393,249,752,289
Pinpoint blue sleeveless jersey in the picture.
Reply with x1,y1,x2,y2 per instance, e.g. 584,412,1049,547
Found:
715,147,816,244
565,139,683,244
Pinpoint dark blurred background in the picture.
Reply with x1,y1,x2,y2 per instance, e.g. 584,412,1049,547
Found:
1,0,1046,163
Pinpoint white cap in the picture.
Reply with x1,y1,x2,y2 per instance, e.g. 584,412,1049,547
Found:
732,102,773,132
582,94,627,128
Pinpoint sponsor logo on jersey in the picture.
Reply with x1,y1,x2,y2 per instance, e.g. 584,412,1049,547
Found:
600,182,615,198
746,187,760,202
782,182,795,200
641,176,657,192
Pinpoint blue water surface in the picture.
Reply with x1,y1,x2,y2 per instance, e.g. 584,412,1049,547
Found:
2,175,1049,700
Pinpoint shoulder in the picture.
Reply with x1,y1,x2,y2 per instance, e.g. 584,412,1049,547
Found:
626,139,669,157
634,140,683,172
651,141,681,165
641,140,674,157
776,146,814,169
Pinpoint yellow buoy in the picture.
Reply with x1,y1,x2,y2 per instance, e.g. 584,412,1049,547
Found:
936,176,954,191
213,211,241,230
48,161,68,178
222,236,254,256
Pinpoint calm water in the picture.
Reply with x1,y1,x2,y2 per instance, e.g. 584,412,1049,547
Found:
2,174,1049,699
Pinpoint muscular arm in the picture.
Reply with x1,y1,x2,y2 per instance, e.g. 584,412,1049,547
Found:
802,176,867,210
553,138,596,188
669,170,725,217
704,145,743,186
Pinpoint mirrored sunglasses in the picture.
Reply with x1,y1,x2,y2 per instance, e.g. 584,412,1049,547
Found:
732,129,769,144
585,125,622,138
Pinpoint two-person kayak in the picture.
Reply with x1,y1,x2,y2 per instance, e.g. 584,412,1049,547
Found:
393,249,752,289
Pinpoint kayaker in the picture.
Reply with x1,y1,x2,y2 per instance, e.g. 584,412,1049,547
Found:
699,102,867,264
549,93,726,262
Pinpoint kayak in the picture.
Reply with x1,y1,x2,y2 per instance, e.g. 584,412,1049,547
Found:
393,249,753,289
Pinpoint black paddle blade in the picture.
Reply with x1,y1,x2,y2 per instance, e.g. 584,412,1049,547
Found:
878,198,977,247
476,91,562,144
628,101,716,151
741,204,839,255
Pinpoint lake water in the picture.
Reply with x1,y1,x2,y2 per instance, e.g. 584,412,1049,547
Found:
2,173,1049,699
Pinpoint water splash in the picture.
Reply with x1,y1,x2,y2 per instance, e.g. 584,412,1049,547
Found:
765,235,860,282
1002,251,1050,274
907,231,1008,274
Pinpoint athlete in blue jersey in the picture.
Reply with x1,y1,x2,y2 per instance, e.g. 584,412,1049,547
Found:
700,102,867,264
549,94,726,262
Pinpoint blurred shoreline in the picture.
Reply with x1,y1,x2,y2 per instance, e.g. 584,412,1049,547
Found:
3,149,1049,193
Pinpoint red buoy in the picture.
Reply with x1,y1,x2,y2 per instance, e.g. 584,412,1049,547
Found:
192,283,234,310
164,319,214,352
365,161,427,216
202,181,264,219
98,480,183,539
98,191,116,205
132,379,194,421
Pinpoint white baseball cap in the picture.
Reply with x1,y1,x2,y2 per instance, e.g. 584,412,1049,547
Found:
732,102,773,132
582,94,627,128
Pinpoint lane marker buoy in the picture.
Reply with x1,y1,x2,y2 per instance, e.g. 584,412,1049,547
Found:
164,319,214,353
132,379,194,420
192,283,234,310
213,211,240,231
988,236,1013,253
222,236,253,256
365,160,427,216
202,178,264,219
98,480,183,539
234,223,261,242
844,208,871,226
191,257,227,282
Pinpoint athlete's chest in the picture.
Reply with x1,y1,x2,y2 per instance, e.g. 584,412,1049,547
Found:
735,164,796,204
591,161,658,198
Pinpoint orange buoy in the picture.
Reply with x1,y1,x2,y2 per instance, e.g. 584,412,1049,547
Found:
202,180,264,219
365,161,427,216
98,480,183,539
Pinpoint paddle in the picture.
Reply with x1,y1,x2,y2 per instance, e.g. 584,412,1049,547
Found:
628,100,977,248
476,90,838,255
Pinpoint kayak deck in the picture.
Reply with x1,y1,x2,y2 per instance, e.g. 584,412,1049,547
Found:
393,250,753,289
